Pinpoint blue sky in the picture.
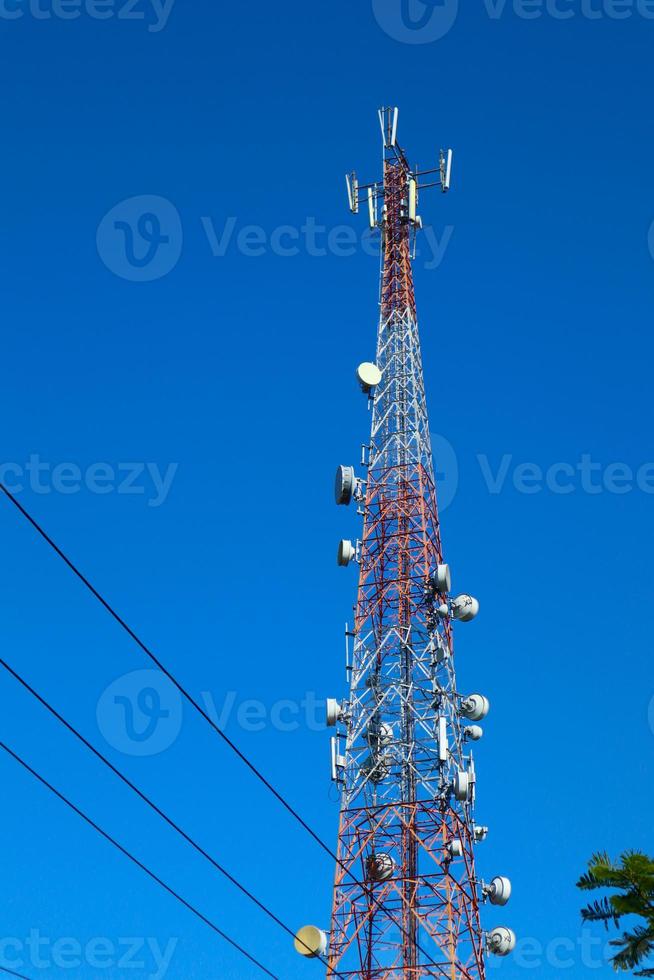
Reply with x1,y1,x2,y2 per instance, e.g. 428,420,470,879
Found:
1,1,653,977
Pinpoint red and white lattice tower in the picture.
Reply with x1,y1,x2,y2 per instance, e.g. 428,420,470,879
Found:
296,109,515,979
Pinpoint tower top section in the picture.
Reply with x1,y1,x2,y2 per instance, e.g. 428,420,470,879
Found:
345,106,453,245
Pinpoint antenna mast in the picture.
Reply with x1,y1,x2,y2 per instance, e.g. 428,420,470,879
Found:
296,108,515,977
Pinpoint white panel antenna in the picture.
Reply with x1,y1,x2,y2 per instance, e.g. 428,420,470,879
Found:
346,172,359,214
390,107,399,147
330,736,345,781
408,177,417,223
368,187,377,229
378,107,399,147
438,716,448,762
377,108,385,143
441,148,453,193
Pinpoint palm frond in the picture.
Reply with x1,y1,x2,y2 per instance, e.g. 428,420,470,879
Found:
610,926,654,970
613,893,651,918
581,897,621,928
621,852,654,889
578,853,628,892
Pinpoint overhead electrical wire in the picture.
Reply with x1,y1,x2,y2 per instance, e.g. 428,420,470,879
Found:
0,657,331,971
0,484,441,969
0,742,278,980
0,483,335,862
0,967,32,979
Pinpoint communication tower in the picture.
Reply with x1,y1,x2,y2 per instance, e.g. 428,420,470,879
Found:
296,108,515,978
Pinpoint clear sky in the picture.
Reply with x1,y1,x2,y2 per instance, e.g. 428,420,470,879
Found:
1,1,653,978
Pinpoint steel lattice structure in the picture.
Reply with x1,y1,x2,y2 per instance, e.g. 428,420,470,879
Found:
317,110,514,979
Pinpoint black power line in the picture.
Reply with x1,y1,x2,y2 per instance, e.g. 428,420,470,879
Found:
0,483,335,864
0,657,330,970
0,741,278,980
0,484,441,969
0,967,32,979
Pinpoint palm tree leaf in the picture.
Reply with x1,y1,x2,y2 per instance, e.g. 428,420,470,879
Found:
581,897,621,928
610,926,654,970
613,893,651,917
578,853,630,891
